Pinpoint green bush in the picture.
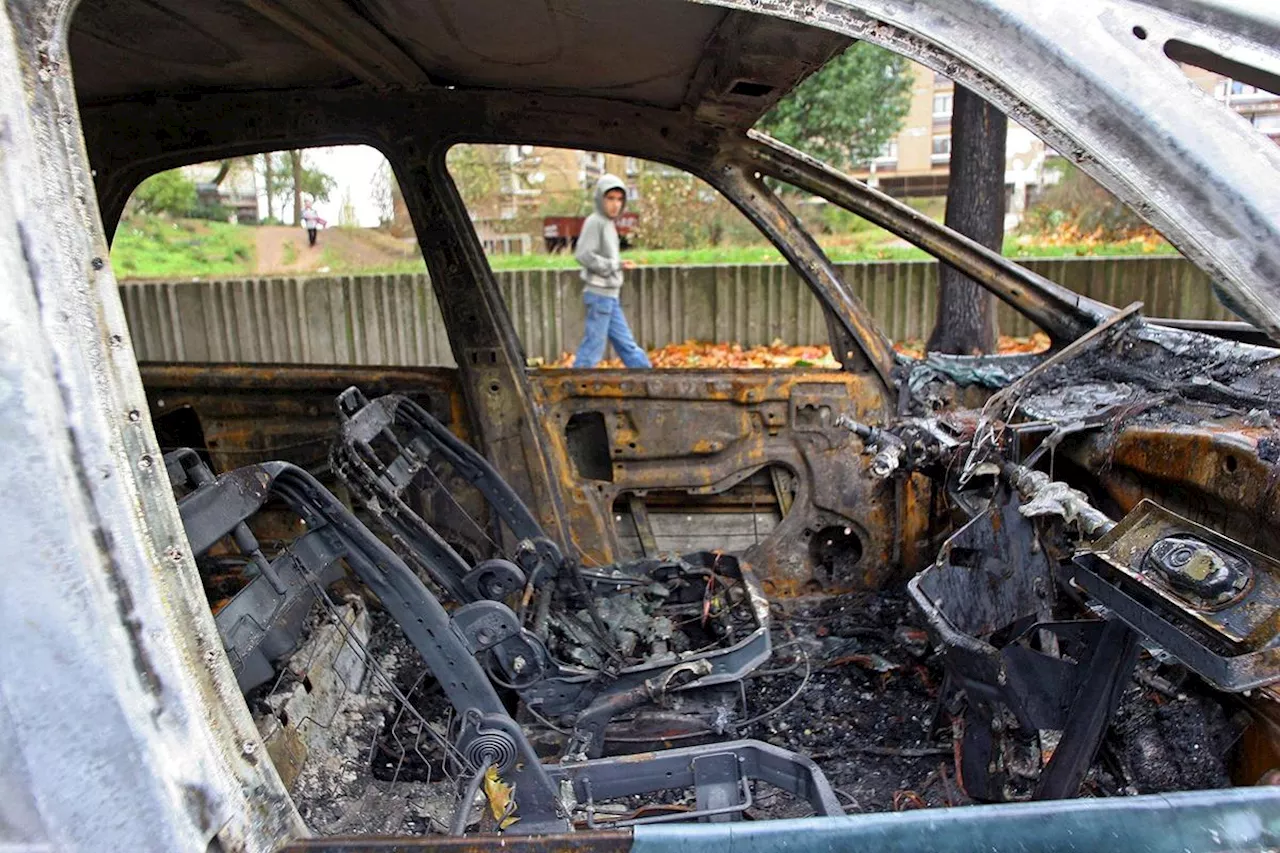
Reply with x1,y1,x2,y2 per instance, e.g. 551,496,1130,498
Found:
1022,163,1149,241
189,201,231,222
132,170,197,217
819,204,878,235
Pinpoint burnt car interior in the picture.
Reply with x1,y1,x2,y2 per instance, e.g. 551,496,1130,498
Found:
41,0,1280,846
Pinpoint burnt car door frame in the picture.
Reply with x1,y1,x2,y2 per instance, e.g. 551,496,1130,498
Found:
83,85,1155,587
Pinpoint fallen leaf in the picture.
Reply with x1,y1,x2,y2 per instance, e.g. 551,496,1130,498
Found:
483,764,519,829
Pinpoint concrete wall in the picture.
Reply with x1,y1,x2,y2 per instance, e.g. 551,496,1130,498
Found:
119,255,1230,367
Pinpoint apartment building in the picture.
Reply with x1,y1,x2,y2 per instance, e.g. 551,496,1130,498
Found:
849,62,1051,228
853,61,1278,228
482,145,632,220
1181,66,1280,139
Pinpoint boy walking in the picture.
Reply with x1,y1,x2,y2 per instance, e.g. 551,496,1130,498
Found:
573,174,652,368
301,200,326,247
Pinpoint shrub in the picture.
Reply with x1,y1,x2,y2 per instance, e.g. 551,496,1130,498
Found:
132,170,197,217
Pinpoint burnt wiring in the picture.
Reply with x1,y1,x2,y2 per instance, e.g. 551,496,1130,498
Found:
736,645,812,729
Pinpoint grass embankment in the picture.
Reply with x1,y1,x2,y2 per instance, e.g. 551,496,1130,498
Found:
109,215,1177,280
111,216,255,279
487,236,1175,271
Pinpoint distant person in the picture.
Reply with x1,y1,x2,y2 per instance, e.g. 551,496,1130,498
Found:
301,201,326,247
573,174,651,368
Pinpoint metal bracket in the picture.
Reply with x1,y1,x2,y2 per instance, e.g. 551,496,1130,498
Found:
549,739,843,824
451,600,524,653
909,486,1141,800
463,558,526,601
1073,499,1280,691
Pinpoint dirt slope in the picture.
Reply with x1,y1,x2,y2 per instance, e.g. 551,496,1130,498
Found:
254,225,420,275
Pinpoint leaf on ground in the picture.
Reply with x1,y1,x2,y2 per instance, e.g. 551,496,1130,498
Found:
542,333,1049,370
483,764,520,829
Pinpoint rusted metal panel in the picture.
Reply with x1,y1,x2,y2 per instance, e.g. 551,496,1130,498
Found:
119,256,1224,366
140,363,466,476
1067,422,1280,560
529,368,920,592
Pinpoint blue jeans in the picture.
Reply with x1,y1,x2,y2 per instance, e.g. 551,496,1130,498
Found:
574,292,652,368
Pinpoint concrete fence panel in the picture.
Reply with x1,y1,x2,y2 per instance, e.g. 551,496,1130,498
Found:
120,255,1230,367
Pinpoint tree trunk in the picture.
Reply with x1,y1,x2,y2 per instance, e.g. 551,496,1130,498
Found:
926,85,1007,355
262,152,275,222
290,149,303,226
211,159,233,187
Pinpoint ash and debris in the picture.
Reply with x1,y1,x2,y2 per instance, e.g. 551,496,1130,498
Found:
1102,663,1239,795
737,591,1236,817
550,584,683,669
739,592,961,816
284,612,459,836
279,589,1239,834
549,566,751,670
1019,322,1280,419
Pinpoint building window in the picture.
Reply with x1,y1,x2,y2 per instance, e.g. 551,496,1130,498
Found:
1217,79,1273,103
931,134,951,162
625,156,640,177
932,93,953,117
1254,114,1280,135
872,140,899,164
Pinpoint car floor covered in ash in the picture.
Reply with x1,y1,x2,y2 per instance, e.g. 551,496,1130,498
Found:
267,587,1239,834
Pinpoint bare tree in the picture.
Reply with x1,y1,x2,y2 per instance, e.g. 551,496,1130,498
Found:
926,86,1007,354
371,160,396,227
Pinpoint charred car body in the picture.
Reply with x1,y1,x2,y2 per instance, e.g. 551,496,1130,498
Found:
4,0,1280,851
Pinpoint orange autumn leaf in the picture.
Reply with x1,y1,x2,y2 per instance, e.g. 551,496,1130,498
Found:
540,334,1048,370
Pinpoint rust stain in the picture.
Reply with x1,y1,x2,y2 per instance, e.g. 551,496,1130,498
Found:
1071,423,1280,557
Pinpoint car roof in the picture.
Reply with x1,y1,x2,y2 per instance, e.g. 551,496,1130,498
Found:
70,0,847,129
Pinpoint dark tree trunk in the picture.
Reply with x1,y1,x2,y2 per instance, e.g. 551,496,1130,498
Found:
290,149,303,226
261,152,275,222
926,85,1007,355
211,159,233,187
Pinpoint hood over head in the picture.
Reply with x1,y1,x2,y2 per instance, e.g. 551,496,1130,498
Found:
593,173,628,217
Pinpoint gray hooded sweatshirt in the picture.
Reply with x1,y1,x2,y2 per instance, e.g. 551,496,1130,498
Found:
575,173,627,299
